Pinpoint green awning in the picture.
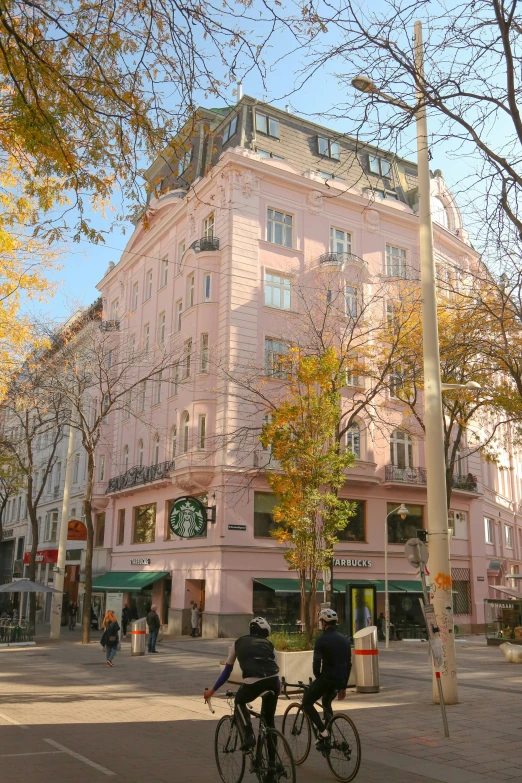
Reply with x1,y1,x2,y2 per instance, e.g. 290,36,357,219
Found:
92,571,169,591
255,578,304,593
254,578,420,594
390,580,424,592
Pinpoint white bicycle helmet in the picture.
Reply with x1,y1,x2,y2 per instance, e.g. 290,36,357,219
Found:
318,608,338,624
250,616,271,635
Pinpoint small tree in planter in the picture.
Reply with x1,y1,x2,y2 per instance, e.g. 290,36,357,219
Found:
260,348,356,644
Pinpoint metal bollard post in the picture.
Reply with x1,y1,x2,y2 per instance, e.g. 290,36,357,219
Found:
131,618,147,656
353,626,380,693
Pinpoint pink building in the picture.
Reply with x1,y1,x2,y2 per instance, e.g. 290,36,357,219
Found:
90,97,522,638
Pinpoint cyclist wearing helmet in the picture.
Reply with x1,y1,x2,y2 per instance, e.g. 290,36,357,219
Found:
204,617,280,752
302,607,351,748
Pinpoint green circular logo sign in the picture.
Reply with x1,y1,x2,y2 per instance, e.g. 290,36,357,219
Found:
169,496,207,538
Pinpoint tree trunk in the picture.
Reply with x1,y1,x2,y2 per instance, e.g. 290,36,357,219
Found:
82,451,95,644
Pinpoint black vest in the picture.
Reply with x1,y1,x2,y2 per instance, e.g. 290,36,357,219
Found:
235,634,279,679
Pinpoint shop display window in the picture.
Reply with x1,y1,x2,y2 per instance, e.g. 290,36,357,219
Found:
387,503,423,544
254,493,279,537
337,501,365,542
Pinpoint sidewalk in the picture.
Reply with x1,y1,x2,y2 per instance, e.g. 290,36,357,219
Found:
0,632,519,781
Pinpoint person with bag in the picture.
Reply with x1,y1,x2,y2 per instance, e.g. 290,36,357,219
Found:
101,610,120,667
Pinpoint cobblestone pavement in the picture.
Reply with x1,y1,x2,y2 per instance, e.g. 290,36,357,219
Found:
0,632,520,782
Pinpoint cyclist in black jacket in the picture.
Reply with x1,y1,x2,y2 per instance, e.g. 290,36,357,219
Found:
302,608,351,747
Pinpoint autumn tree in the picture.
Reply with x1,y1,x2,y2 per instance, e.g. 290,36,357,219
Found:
0,452,24,542
260,349,356,642
48,302,183,643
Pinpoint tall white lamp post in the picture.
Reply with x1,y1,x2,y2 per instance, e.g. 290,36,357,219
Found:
385,504,409,648
353,20,459,704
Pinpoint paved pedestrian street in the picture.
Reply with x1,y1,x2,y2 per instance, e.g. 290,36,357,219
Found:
0,634,521,782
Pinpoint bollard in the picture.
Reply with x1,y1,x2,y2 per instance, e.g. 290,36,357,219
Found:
353,625,380,693
131,618,147,656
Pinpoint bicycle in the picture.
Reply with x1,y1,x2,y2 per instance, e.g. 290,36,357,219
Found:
212,688,296,783
281,678,361,782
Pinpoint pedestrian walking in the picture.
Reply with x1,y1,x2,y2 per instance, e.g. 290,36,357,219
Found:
146,605,160,653
376,612,385,641
67,601,78,631
121,603,130,638
101,610,120,667
191,602,201,637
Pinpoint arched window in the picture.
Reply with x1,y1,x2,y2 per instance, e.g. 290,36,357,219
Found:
346,422,360,458
171,426,177,459
182,413,190,453
153,434,160,465
123,445,129,473
390,429,413,468
430,195,449,228
137,439,144,467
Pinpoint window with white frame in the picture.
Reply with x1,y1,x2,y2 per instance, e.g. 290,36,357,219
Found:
346,422,360,457
178,147,192,173
204,273,211,302
160,257,168,288
223,114,238,143
386,301,396,331
123,445,129,473
203,213,214,239
182,413,190,453
170,362,179,396
386,244,407,278
176,300,183,331
132,282,139,311
102,395,109,424
137,439,144,467
198,414,207,450
143,323,150,352
346,362,359,387
330,227,352,255
389,370,403,399
123,390,131,420
255,112,279,138
317,136,340,160
188,275,195,307
267,208,292,248
153,435,160,465
346,286,358,318
200,333,209,373
265,272,291,310
171,426,177,459
265,337,290,378
506,525,514,548
390,429,413,468
158,312,166,344
107,349,113,369
154,371,163,405
448,510,468,539
257,149,285,160
145,269,153,300
99,455,105,481
111,298,119,321
317,171,345,183
177,241,185,275
138,381,146,412
184,338,192,378
73,454,80,484
368,155,391,178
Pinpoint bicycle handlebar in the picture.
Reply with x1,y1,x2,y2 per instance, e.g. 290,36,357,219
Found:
281,677,313,699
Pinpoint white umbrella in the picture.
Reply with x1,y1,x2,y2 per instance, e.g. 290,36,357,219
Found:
0,579,62,594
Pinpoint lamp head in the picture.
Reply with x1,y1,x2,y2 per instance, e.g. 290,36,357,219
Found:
465,381,481,390
398,503,409,520
351,75,376,94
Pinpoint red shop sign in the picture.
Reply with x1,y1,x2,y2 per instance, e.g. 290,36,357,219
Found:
23,549,58,565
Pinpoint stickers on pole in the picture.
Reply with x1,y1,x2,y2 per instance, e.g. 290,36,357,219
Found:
420,600,444,670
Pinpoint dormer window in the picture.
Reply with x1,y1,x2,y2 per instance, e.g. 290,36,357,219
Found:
178,147,192,174
317,137,340,160
368,155,391,178
256,112,279,138
223,115,238,143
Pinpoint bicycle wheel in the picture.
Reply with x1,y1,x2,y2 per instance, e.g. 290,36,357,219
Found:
214,715,246,783
325,713,361,782
256,728,296,783
281,702,311,765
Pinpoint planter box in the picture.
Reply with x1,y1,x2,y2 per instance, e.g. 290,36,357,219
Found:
219,649,357,687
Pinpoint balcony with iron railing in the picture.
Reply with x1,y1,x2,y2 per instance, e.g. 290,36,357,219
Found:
316,251,367,270
100,320,120,331
384,465,478,493
190,236,220,253
106,460,175,494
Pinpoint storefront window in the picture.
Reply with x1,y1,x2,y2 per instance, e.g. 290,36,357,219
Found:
485,598,522,641
253,582,301,631
337,501,365,542
254,493,279,537
133,504,157,543
387,503,423,544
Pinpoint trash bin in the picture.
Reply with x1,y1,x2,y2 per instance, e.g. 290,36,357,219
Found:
131,618,147,656
353,625,379,693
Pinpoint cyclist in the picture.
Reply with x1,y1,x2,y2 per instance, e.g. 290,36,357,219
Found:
302,608,351,749
204,617,280,753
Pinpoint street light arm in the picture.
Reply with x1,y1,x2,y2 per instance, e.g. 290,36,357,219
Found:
351,75,415,113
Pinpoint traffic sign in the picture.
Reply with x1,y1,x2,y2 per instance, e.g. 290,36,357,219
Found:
404,537,428,567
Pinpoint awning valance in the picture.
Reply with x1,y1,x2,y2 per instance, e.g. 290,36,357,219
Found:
91,571,169,591
254,578,423,594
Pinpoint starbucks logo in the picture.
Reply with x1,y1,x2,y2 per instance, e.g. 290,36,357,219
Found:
169,496,206,538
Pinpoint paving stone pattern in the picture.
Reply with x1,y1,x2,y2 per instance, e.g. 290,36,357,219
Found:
0,632,519,782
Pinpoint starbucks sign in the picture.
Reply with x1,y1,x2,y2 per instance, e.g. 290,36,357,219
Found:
169,496,207,538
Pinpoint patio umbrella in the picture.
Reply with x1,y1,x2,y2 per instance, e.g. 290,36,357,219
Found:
0,579,62,594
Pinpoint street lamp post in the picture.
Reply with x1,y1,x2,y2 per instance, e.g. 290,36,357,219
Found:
385,504,409,649
353,20,459,704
